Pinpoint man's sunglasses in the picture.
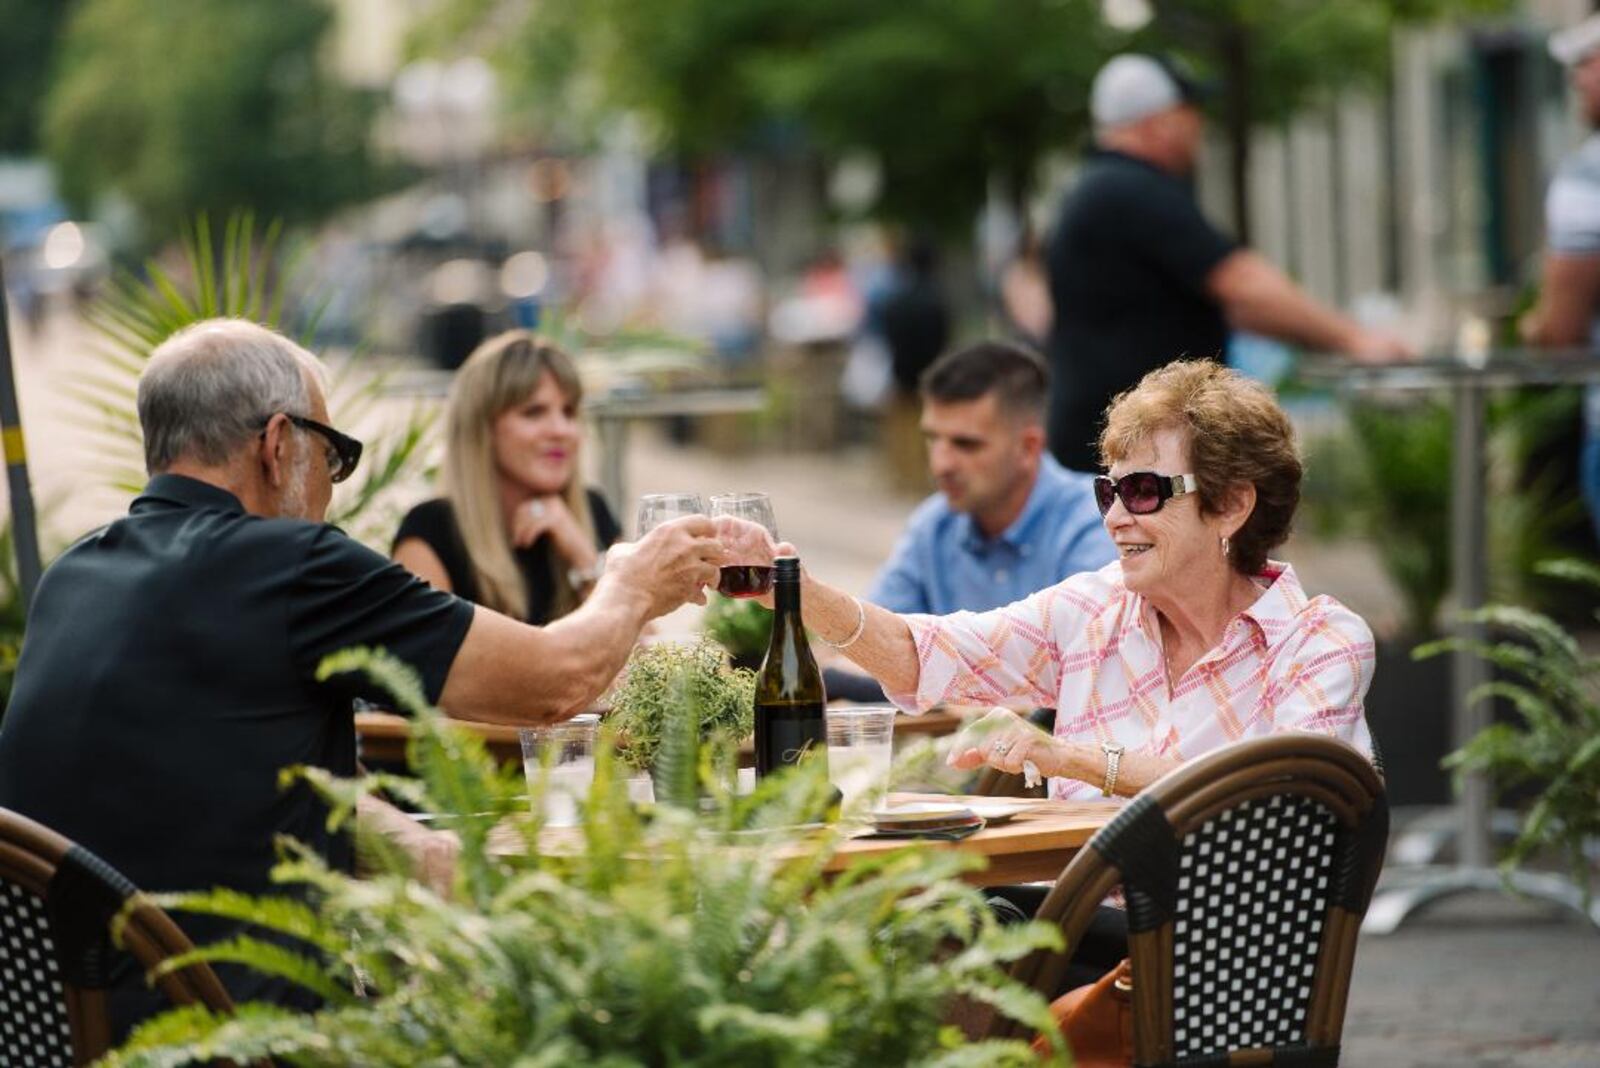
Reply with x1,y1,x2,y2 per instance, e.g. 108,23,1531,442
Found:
1093,471,1198,516
264,413,364,483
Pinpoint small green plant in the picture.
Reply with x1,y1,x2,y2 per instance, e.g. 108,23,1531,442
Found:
1416,558,1600,904
701,592,773,666
101,647,1067,1066
609,638,756,773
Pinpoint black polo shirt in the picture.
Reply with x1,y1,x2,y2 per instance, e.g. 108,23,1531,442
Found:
0,474,475,898
1044,149,1238,471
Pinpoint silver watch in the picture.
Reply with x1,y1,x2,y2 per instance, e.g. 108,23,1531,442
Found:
1100,741,1126,797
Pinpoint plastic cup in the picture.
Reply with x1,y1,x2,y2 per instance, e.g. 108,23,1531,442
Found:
825,706,896,811
519,714,599,827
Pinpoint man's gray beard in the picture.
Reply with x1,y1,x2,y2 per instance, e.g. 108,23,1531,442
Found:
279,447,313,519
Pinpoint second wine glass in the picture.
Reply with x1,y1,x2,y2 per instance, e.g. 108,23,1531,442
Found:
635,493,707,538
709,492,778,599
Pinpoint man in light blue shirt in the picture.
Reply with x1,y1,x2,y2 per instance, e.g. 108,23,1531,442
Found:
868,340,1116,615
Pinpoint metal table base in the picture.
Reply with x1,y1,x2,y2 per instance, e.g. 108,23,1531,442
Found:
1306,353,1600,936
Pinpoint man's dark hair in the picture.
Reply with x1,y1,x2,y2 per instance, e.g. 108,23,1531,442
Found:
919,340,1049,421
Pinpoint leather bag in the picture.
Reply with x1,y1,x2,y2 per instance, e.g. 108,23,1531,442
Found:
1031,957,1134,1066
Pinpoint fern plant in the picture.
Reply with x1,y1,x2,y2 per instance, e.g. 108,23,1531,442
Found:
101,647,1068,1067
68,212,437,547
1416,558,1600,903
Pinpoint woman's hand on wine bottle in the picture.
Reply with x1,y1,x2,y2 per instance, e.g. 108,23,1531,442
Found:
603,515,724,618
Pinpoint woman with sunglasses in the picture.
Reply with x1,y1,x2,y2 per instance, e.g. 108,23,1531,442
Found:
393,331,621,625
740,358,1374,801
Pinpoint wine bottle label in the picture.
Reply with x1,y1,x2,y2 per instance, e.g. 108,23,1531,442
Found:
754,702,827,778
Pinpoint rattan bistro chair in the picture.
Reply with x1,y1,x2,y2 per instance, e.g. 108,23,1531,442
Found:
0,807,236,1066
999,733,1388,1067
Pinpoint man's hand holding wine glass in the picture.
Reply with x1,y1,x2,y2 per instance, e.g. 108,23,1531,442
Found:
602,515,725,618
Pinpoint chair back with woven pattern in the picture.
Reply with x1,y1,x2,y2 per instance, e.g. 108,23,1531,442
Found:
1005,734,1387,1067
0,807,235,1065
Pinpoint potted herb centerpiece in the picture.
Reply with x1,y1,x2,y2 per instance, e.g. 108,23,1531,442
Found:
609,638,757,788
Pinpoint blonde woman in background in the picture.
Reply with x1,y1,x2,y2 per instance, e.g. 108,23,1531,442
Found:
394,331,621,624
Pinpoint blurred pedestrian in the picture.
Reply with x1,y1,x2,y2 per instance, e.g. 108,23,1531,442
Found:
1045,54,1413,472
393,331,621,625
874,234,952,492
1521,14,1600,542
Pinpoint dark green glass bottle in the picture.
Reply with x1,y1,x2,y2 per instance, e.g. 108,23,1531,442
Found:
754,556,827,779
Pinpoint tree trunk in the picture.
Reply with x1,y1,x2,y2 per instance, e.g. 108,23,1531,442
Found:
1220,21,1253,244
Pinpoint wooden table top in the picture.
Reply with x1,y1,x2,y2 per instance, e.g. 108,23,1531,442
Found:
825,793,1119,885
487,792,1119,888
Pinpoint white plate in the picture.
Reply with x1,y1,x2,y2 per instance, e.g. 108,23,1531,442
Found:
963,799,1041,826
870,801,978,827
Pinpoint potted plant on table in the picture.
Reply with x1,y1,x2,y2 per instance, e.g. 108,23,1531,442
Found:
608,638,757,790
100,648,1068,1066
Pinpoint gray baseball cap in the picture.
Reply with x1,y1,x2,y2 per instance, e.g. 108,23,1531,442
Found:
1551,14,1600,66
1091,54,1207,129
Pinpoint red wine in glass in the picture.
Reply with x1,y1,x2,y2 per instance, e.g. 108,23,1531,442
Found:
718,564,774,599
710,493,779,600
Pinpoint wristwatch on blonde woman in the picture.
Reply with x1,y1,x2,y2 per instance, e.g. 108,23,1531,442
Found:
1100,741,1126,797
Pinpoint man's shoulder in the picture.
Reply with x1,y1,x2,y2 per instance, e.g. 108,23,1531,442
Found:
1061,153,1174,208
903,491,958,533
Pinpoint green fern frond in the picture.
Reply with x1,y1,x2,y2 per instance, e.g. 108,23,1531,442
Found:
151,934,354,1005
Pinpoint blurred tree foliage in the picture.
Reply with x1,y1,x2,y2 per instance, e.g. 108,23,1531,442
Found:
1143,0,1509,242
42,0,385,246
418,0,1108,235
0,0,73,153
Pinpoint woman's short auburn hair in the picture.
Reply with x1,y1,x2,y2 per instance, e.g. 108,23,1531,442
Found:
1098,360,1301,575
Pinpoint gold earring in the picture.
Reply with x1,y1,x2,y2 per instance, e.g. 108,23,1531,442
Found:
1220,534,1230,559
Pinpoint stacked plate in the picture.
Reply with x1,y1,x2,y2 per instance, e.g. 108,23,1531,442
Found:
869,801,985,838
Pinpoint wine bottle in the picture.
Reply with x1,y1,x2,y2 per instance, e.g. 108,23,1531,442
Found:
753,555,827,779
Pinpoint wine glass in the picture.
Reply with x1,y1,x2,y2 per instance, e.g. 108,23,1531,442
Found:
709,492,779,599
635,493,707,538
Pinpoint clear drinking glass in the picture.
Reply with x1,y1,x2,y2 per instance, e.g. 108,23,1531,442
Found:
635,493,707,538
825,706,896,811
708,492,779,599
519,713,600,827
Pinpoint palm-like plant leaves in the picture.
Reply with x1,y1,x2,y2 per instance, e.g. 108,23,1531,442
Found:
75,212,436,546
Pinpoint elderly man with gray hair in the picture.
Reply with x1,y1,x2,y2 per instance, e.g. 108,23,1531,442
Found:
0,318,726,1034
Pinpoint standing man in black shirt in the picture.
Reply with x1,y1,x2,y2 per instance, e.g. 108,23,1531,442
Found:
0,318,727,1028
1045,53,1412,471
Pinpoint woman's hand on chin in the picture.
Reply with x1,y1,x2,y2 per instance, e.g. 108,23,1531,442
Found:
513,495,594,566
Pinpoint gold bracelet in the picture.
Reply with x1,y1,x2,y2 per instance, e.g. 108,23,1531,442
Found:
819,595,867,650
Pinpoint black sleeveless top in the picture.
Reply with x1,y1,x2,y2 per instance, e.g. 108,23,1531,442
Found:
393,489,621,625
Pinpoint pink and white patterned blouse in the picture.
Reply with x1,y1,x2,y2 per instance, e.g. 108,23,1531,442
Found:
894,560,1375,801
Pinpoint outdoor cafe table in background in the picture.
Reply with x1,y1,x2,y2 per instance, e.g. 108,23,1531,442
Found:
489,792,1121,887
587,387,766,518
1299,348,1600,932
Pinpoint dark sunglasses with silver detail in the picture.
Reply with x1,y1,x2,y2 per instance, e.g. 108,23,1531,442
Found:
1092,471,1197,516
